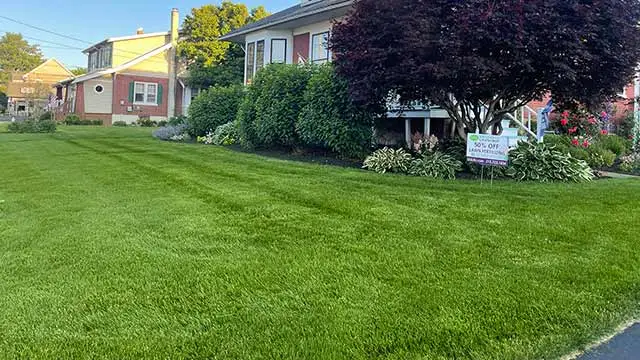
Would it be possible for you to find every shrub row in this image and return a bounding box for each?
[186,64,374,158]
[8,119,56,133]
[63,115,103,126]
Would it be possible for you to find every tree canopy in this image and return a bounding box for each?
[0,32,44,94]
[70,67,87,76]
[331,0,640,136]
[180,2,269,88]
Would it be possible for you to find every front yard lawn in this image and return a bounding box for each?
[1,127,639,359]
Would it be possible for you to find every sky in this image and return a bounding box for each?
[0,0,296,70]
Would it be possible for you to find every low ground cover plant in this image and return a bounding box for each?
[152,123,190,142]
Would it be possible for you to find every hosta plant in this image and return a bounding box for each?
[363,147,412,174]
[507,141,593,182]
[409,151,462,179]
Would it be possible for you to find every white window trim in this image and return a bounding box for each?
[271,39,287,64]
[133,81,159,106]
[311,31,330,64]
[94,84,104,94]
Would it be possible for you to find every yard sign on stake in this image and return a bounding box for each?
[466,133,510,185]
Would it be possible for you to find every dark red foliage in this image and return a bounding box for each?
[331,0,640,130]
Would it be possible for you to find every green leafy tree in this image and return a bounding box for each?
[180,2,270,88]
[70,67,87,76]
[0,32,44,94]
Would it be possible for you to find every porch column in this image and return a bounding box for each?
[405,118,411,147]
[424,117,431,136]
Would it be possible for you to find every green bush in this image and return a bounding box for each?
[297,64,373,158]
[188,85,243,137]
[211,122,238,146]
[38,111,53,121]
[7,119,56,133]
[63,114,80,125]
[253,64,312,148]
[168,115,187,126]
[507,141,593,182]
[439,136,467,163]
[619,153,640,173]
[408,151,462,179]
[236,85,259,148]
[596,134,632,156]
[586,144,616,168]
[137,117,155,127]
[63,115,102,126]
[157,120,168,127]
[113,121,127,127]
[363,147,412,174]
[616,113,636,139]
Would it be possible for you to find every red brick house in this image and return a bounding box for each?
[55,9,194,125]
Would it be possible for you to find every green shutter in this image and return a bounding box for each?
[128,82,134,102]
[157,84,163,104]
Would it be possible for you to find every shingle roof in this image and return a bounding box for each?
[220,0,353,41]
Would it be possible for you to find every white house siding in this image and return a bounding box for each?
[245,30,296,84]
[83,78,113,114]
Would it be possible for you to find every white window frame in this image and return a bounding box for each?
[311,31,330,64]
[133,81,158,106]
[271,39,287,64]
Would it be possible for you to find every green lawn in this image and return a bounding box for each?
[1,126,639,359]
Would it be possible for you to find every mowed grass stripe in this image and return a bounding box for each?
[0,127,639,359]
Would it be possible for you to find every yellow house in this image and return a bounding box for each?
[56,9,190,125]
[6,58,74,116]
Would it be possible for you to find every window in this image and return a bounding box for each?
[271,39,287,64]
[99,46,112,69]
[134,82,158,105]
[88,52,98,72]
[311,32,330,64]
[256,40,265,72]
[246,42,256,85]
[94,84,104,94]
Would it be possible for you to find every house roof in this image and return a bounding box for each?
[82,31,169,53]
[26,58,74,77]
[220,0,353,43]
[71,42,173,84]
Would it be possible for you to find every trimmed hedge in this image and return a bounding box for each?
[236,85,259,149]
[298,64,373,158]
[253,64,312,148]
[188,85,243,137]
[236,64,374,158]
[63,115,103,126]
